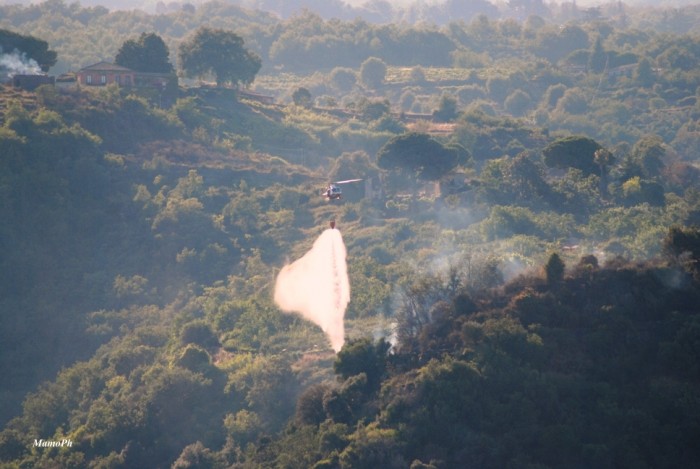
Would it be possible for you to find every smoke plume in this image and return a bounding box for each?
[0,48,42,77]
[274,228,350,352]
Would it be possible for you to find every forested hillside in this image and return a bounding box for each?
[1,0,700,468]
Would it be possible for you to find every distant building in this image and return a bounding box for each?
[133,71,170,89]
[55,73,78,91]
[77,61,135,87]
[12,74,54,91]
[76,61,171,89]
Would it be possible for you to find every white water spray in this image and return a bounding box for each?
[274,226,350,352]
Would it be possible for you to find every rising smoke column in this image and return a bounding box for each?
[274,227,350,352]
[0,48,42,77]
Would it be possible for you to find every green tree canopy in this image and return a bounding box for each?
[360,56,387,89]
[432,93,459,122]
[115,32,174,74]
[631,134,666,179]
[663,225,700,279]
[634,57,655,87]
[357,97,390,121]
[504,89,532,117]
[330,67,357,92]
[377,132,464,182]
[291,86,312,107]
[178,27,261,87]
[545,252,565,285]
[334,338,390,391]
[542,135,602,175]
[535,24,590,63]
[594,147,615,197]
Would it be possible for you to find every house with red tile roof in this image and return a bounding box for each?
[77,61,135,87]
[77,61,171,89]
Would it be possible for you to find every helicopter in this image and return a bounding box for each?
[322,179,362,200]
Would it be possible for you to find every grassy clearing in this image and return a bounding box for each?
[385,66,476,83]
[253,66,484,95]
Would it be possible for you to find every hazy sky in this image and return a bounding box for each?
[344,0,700,6]
[3,0,699,10]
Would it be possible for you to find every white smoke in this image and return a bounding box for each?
[274,228,350,352]
[0,48,42,78]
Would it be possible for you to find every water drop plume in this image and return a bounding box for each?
[274,228,350,352]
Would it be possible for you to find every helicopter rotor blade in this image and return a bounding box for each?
[333,178,363,185]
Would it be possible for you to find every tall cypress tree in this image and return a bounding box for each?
[588,36,607,73]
